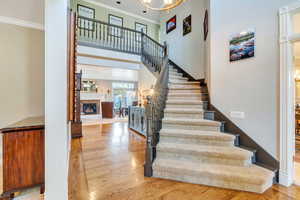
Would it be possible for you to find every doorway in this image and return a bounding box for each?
[112,82,138,119]
[279,2,300,187]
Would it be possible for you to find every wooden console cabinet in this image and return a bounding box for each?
[0,117,45,199]
[101,102,114,118]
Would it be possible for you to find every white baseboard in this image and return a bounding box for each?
[279,170,294,187]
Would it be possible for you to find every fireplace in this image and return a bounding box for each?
[82,103,97,115]
[81,100,100,115]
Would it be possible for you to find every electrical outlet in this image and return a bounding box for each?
[230,111,245,119]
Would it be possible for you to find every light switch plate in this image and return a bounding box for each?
[230,111,245,119]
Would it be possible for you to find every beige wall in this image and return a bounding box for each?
[72,0,160,41]
[209,0,296,158]
[0,23,44,128]
[160,0,208,80]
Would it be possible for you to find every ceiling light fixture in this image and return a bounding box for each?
[139,0,185,11]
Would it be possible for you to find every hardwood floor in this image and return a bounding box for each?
[69,122,300,200]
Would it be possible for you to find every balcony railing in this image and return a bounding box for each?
[78,16,142,55]
[77,16,167,75]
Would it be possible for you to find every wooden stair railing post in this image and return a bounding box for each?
[144,96,154,177]
[68,10,82,138]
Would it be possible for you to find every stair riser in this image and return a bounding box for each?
[164,113,204,119]
[169,79,189,83]
[152,170,272,194]
[156,152,252,166]
[162,123,220,131]
[169,82,200,86]
[168,93,207,97]
[169,74,183,78]
[169,72,183,76]
[169,76,187,80]
[165,104,204,109]
[169,86,201,90]
[168,96,204,101]
[160,136,234,147]
[169,89,207,93]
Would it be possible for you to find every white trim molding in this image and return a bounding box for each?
[83,0,160,25]
[279,1,300,187]
[0,16,44,30]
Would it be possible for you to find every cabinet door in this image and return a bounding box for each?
[3,130,45,192]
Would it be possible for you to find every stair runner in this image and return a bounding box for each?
[152,66,274,193]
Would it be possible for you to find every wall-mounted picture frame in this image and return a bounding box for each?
[135,22,147,42]
[166,15,176,34]
[203,10,208,41]
[108,14,124,38]
[77,4,95,31]
[183,15,192,36]
[230,29,255,62]
[135,22,147,34]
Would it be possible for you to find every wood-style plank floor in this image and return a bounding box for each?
[69,122,300,200]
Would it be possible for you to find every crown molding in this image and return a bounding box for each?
[0,16,44,31]
[83,0,160,25]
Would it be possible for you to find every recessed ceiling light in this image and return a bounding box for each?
[116,1,121,4]
[143,10,147,14]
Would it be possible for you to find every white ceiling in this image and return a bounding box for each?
[0,0,44,24]
[92,0,164,22]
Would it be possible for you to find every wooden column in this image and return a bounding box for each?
[68,10,82,138]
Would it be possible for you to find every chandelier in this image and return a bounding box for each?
[139,0,185,11]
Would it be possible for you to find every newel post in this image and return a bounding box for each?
[163,41,168,57]
[141,32,145,56]
[144,96,154,177]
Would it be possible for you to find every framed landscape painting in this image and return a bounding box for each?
[183,15,192,36]
[230,29,255,62]
[166,15,176,34]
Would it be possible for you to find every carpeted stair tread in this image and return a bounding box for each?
[169,85,201,89]
[160,129,235,141]
[169,76,188,80]
[169,81,200,85]
[166,100,205,105]
[153,158,274,187]
[164,108,204,114]
[157,143,253,160]
[168,92,207,96]
[162,118,221,127]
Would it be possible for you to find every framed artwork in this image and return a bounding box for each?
[166,15,176,34]
[135,22,147,42]
[203,10,208,41]
[183,15,192,36]
[108,14,123,37]
[135,22,147,34]
[77,4,95,31]
[230,29,255,62]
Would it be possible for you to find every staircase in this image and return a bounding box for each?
[151,66,275,193]
[76,16,276,194]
